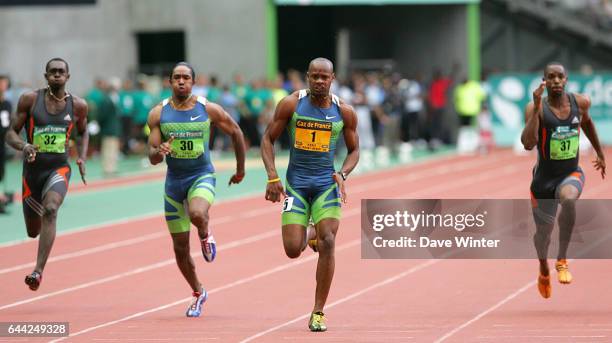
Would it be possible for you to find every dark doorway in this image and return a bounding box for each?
[136,31,185,75]
[277,6,335,73]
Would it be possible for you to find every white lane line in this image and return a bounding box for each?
[239,259,439,343]
[49,241,361,343]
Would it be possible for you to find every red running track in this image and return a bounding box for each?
[0,148,610,342]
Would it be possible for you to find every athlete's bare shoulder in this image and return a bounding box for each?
[71,94,88,116]
[573,93,591,110]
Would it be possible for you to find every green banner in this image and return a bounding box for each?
[487,73,612,146]
[275,0,479,5]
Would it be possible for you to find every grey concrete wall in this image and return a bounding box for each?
[333,5,468,79]
[0,0,268,95]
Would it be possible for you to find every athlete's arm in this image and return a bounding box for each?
[577,94,605,179]
[334,102,360,203]
[207,102,246,185]
[521,81,545,150]
[147,104,173,165]
[6,91,38,162]
[261,93,297,202]
[73,96,89,184]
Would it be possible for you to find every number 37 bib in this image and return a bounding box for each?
[550,126,579,160]
[294,119,332,152]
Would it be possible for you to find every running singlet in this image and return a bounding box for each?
[159,96,214,176]
[24,89,74,170]
[533,93,581,180]
[286,90,344,185]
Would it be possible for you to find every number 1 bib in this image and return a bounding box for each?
[294,119,332,152]
[33,126,67,153]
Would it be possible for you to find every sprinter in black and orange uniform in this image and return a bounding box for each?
[6,58,89,291]
[521,62,606,299]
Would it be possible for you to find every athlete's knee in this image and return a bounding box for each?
[43,203,59,219]
[284,243,302,259]
[173,243,190,259]
[189,209,209,227]
[317,232,336,253]
[559,196,577,209]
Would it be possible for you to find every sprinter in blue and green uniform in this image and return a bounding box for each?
[522,62,606,299]
[147,62,246,317]
[261,58,360,332]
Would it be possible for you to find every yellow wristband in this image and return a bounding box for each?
[267,177,281,183]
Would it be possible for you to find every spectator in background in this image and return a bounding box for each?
[269,74,290,149]
[399,75,424,144]
[0,75,12,213]
[426,69,453,149]
[158,77,172,101]
[214,85,240,151]
[192,74,209,98]
[132,79,154,151]
[99,78,121,175]
[207,75,221,103]
[243,78,272,148]
[454,77,486,128]
[454,77,486,154]
[119,79,135,155]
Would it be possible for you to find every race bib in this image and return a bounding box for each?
[282,197,294,212]
[294,119,332,152]
[169,131,204,159]
[33,126,67,153]
[550,126,579,160]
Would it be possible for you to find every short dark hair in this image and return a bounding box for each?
[544,61,566,76]
[45,57,69,73]
[170,62,195,80]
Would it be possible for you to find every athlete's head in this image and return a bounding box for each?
[44,58,70,89]
[170,62,195,98]
[307,57,335,97]
[543,62,567,97]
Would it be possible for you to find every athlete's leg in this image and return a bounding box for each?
[34,166,70,275]
[312,218,339,313]
[556,170,584,261]
[170,231,202,293]
[35,191,64,274]
[282,224,307,258]
[531,190,557,298]
[22,176,42,238]
[282,183,311,258]
[187,173,216,262]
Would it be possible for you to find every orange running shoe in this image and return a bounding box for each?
[538,274,551,299]
[555,259,572,284]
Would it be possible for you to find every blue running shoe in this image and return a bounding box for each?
[186,288,208,317]
[201,233,216,262]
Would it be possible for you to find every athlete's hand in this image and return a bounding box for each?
[533,81,546,118]
[229,170,245,186]
[265,179,286,203]
[77,158,87,185]
[157,136,174,156]
[332,172,347,204]
[23,144,38,163]
[593,155,606,179]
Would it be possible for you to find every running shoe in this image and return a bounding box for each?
[25,271,42,291]
[308,311,327,332]
[201,233,216,262]
[555,259,572,284]
[538,274,551,299]
[186,288,208,317]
